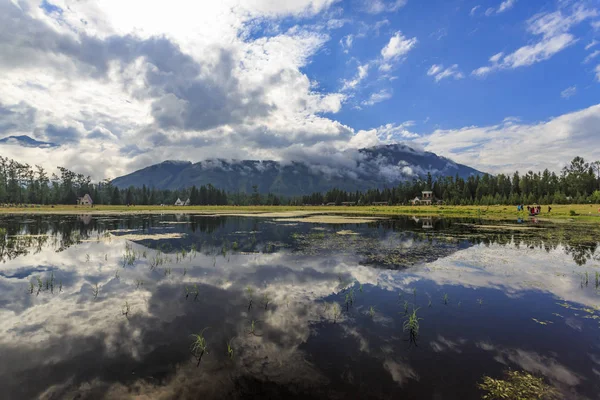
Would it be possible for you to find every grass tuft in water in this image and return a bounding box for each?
[226,339,234,360]
[92,283,99,299]
[479,370,558,400]
[443,293,449,305]
[368,306,376,318]
[122,301,130,317]
[190,328,209,366]
[332,302,341,323]
[403,308,422,344]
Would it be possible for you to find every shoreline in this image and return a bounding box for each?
[0,204,599,222]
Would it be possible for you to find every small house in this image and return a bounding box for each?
[174,198,184,206]
[184,198,191,206]
[410,191,443,206]
[77,194,93,206]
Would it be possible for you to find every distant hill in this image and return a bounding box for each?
[111,144,483,196]
[0,135,58,148]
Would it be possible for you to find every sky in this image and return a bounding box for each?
[0,0,600,180]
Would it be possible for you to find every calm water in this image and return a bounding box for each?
[0,214,599,399]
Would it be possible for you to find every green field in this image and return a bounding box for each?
[1,204,600,221]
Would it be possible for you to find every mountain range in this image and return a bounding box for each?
[112,144,483,196]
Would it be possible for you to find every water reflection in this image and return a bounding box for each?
[0,215,598,399]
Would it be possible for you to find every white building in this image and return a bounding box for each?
[174,198,184,206]
[77,194,93,206]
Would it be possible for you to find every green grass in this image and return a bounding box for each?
[403,308,422,342]
[226,339,234,360]
[3,204,600,222]
[190,328,209,366]
[368,306,376,318]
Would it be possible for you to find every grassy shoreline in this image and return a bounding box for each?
[1,204,599,221]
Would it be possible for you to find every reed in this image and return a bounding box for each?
[190,328,209,366]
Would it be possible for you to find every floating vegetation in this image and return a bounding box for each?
[190,328,209,367]
[478,370,558,400]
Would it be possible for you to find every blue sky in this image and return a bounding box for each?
[0,0,599,179]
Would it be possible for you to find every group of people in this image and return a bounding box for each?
[517,204,550,215]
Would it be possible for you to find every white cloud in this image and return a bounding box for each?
[427,64,464,82]
[380,31,417,61]
[361,89,392,106]
[585,49,600,63]
[349,121,418,148]
[485,7,495,16]
[560,86,577,99]
[593,20,600,30]
[470,5,481,16]
[362,0,407,14]
[497,0,517,14]
[340,34,354,53]
[342,63,370,90]
[473,4,597,76]
[586,39,599,50]
[418,103,600,173]
[596,64,600,81]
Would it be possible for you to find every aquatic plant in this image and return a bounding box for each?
[226,339,234,360]
[36,276,43,296]
[403,308,422,343]
[92,283,99,299]
[332,303,341,323]
[232,241,238,251]
[122,301,130,317]
[443,293,449,305]
[477,298,484,306]
[247,319,261,336]
[86,254,90,262]
[596,271,599,289]
[368,306,376,318]
[428,299,432,308]
[190,328,209,366]
[29,281,34,294]
[359,283,363,292]
[115,270,120,279]
[403,300,409,315]
[262,293,270,310]
[183,267,188,276]
[478,370,558,400]
[136,280,144,288]
[59,281,62,293]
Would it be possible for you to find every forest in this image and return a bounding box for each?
[0,155,599,206]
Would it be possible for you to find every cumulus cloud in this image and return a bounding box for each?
[419,103,600,173]
[381,31,418,62]
[427,64,464,82]
[473,3,597,76]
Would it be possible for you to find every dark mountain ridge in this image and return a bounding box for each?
[112,144,483,196]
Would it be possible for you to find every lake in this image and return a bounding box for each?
[0,214,599,399]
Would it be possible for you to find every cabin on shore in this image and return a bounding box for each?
[410,191,443,206]
[77,194,93,206]
[174,198,191,206]
[372,201,389,206]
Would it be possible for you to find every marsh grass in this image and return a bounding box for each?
[403,300,409,315]
[596,271,599,289]
[262,293,270,310]
[368,306,376,318]
[247,319,261,336]
[332,302,341,323]
[36,276,43,296]
[246,286,254,310]
[190,328,209,366]
[226,339,234,360]
[479,370,558,400]
[29,281,34,294]
[403,308,422,344]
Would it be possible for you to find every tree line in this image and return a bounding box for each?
[0,155,599,206]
